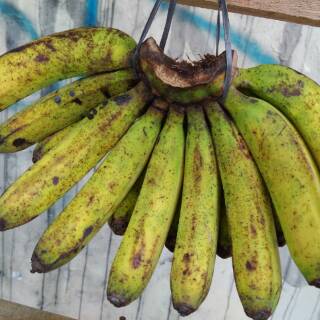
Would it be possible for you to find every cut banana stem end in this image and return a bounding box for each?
[107,105,185,307]
[206,101,282,320]
[224,86,320,289]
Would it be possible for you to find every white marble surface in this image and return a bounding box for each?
[0,0,319,319]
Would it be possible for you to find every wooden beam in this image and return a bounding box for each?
[0,299,75,320]
[177,0,320,27]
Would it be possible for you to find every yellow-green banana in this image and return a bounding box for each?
[0,69,136,152]
[205,101,281,320]
[31,99,166,272]
[235,65,320,168]
[171,106,219,316]
[107,106,185,307]
[108,172,145,236]
[0,27,136,110]
[32,123,78,163]
[0,83,151,231]
[224,86,320,289]
[217,198,232,259]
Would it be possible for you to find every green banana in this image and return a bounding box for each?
[32,123,78,163]
[234,65,320,168]
[205,101,281,320]
[107,106,185,307]
[171,106,219,316]
[0,82,152,230]
[0,27,136,110]
[224,86,320,288]
[217,198,232,259]
[108,172,145,236]
[31,99,166,272]
[0,69,136,152]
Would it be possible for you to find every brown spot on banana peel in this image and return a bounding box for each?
[139,37,238,104]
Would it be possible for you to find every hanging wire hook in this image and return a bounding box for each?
[132,0,177,76]
[216,0,233,101]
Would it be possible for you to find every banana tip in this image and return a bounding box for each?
[0,219,7,231]
[107,292,129,307]
[310,279,320,288]
[109,219,127,236]
[30,252,46,273]
[174,303,196,316]
[245,309,271,320]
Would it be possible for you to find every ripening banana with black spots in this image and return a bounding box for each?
[0,69,136,152]
[32,123,79,163]
[205,101,281,320]
[0,82,152,231]
[107,106,185,307]
[31,99,167,272]
[108,172,145,236]
[234,64,320,169]
[0,27,136,110]
[171,106,220,316]
[224,86,320,288]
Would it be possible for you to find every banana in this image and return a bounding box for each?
[107,106,185,307]
[217,198,232,259]
[108,172,145,236]
[205,101,281,320]
[31,99,166,272]
[234,65,320,168]
[223,86,320,289]
[0,69,136,152]
[32,123,78,163]
[0,27,136,110]
[0,82,152,230]
[171,106,219,316]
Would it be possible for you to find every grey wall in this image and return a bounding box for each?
[0,0,319,319]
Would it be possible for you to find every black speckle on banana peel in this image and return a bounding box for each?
[0,69,136,152]
[139,37,238,104]
[0,27,136,110]
[0,82,152,231]
[31,98,166,272]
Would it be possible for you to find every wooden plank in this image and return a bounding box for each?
[176,0,320,27]
[0,299,74,320]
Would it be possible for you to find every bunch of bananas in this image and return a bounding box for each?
[0,27,319,320]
